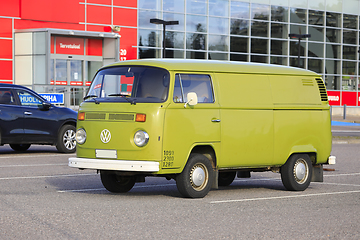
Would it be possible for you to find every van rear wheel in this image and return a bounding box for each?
[176,153,214,198]
[218,172,236,186]
[281,154,312,191]
[100,170,136,193]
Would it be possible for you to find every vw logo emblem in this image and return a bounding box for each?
[100,129,111,143]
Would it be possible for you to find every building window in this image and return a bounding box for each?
[251,38,268,54]
[326,12,341,27]
[230,36,248,53]
[290,8,306,24]
[271,6,288,22]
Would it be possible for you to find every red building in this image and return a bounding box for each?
[0,0,137,106]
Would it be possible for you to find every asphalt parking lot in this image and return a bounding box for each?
[0,142,359,239]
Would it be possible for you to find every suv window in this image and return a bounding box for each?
[0,89,15,105]
[16,90,43,107]
[173,74,214,103]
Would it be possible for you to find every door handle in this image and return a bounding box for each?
[24,111,32,115]
[211,119,221,122]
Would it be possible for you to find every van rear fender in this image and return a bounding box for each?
[288,152,317,164]
[287,145,317,165]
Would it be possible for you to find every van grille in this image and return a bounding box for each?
[84,112,135,121]
[316,78,328,102]
[86,113,106,120]
[108,113,134,121]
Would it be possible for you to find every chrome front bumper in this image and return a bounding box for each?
[68,157,160,172]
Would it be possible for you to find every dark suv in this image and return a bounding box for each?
[0,83,77,153]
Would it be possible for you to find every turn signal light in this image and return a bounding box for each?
[136,113,146,122]
[78,112,85,121]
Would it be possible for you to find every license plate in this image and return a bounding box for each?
[95,149,117,159]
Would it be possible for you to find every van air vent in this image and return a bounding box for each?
[86,113,106,120]
[316,78,328,102]
[108,113,134,121]
[302,79,314,86]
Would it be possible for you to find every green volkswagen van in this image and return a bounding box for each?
[69,59,335,198]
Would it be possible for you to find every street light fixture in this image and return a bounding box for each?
[289,33,311,67]
[150,18,179,58]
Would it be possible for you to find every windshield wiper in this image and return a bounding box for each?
[108,93,129,97]
[83,95,100,104]
[108,93,136,105]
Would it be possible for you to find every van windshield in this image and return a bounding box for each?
[86,66,170,103]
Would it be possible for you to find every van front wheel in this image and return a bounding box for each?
[281,154,312,191]
[176,154,214,198]
[100,171,136,193]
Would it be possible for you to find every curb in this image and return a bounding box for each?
[332,139,360,144]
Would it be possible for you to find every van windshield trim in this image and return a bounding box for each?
[85,66,170,104]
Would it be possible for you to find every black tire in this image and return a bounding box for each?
[176,153,214,198]
[100,171,136,193]
[218,171,236,186]
[56,125,76,153]
[10,144,31,152]
[281,154,313,191]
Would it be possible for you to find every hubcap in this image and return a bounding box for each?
[293,159,308,184]
[63,129,76,150]
[192,167,205,187]
[190,163,208,191]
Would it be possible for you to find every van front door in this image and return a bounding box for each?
[162,73,220,170]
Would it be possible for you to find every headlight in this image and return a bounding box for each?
[134,130,149,147]
[76,128,86,144]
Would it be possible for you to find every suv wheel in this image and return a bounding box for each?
[10,144,31,152]
[56,125,76,153]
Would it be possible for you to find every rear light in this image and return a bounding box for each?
[136,113,146,122]
[78,112,85,121]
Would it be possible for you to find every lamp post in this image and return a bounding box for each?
[289,33,311,67]
[150,18,179,58]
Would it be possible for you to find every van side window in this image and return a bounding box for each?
[173,74,214,103]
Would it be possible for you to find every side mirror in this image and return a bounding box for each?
[184,92,198,108]
[125,72,134,77]
[42,101,52,110]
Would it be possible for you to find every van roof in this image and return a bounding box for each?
[105,59,319,77]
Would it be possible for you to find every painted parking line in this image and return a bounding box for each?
[210,190,360,204]
[0,163,67,168]
[0,173,96,180]
[57,183,177,193]
[0,153,75,159]
[324,172,360,177]
[332,130,360,133]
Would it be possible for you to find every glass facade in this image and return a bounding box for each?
[137,0,360,96]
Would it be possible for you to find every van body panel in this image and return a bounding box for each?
[219,109,274,167]
[215,73,274,167]
[215,73,273,109]
[76,102,166,164]
[162,71,221,170]
[270,76,323,105]
[273,110,332,165]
